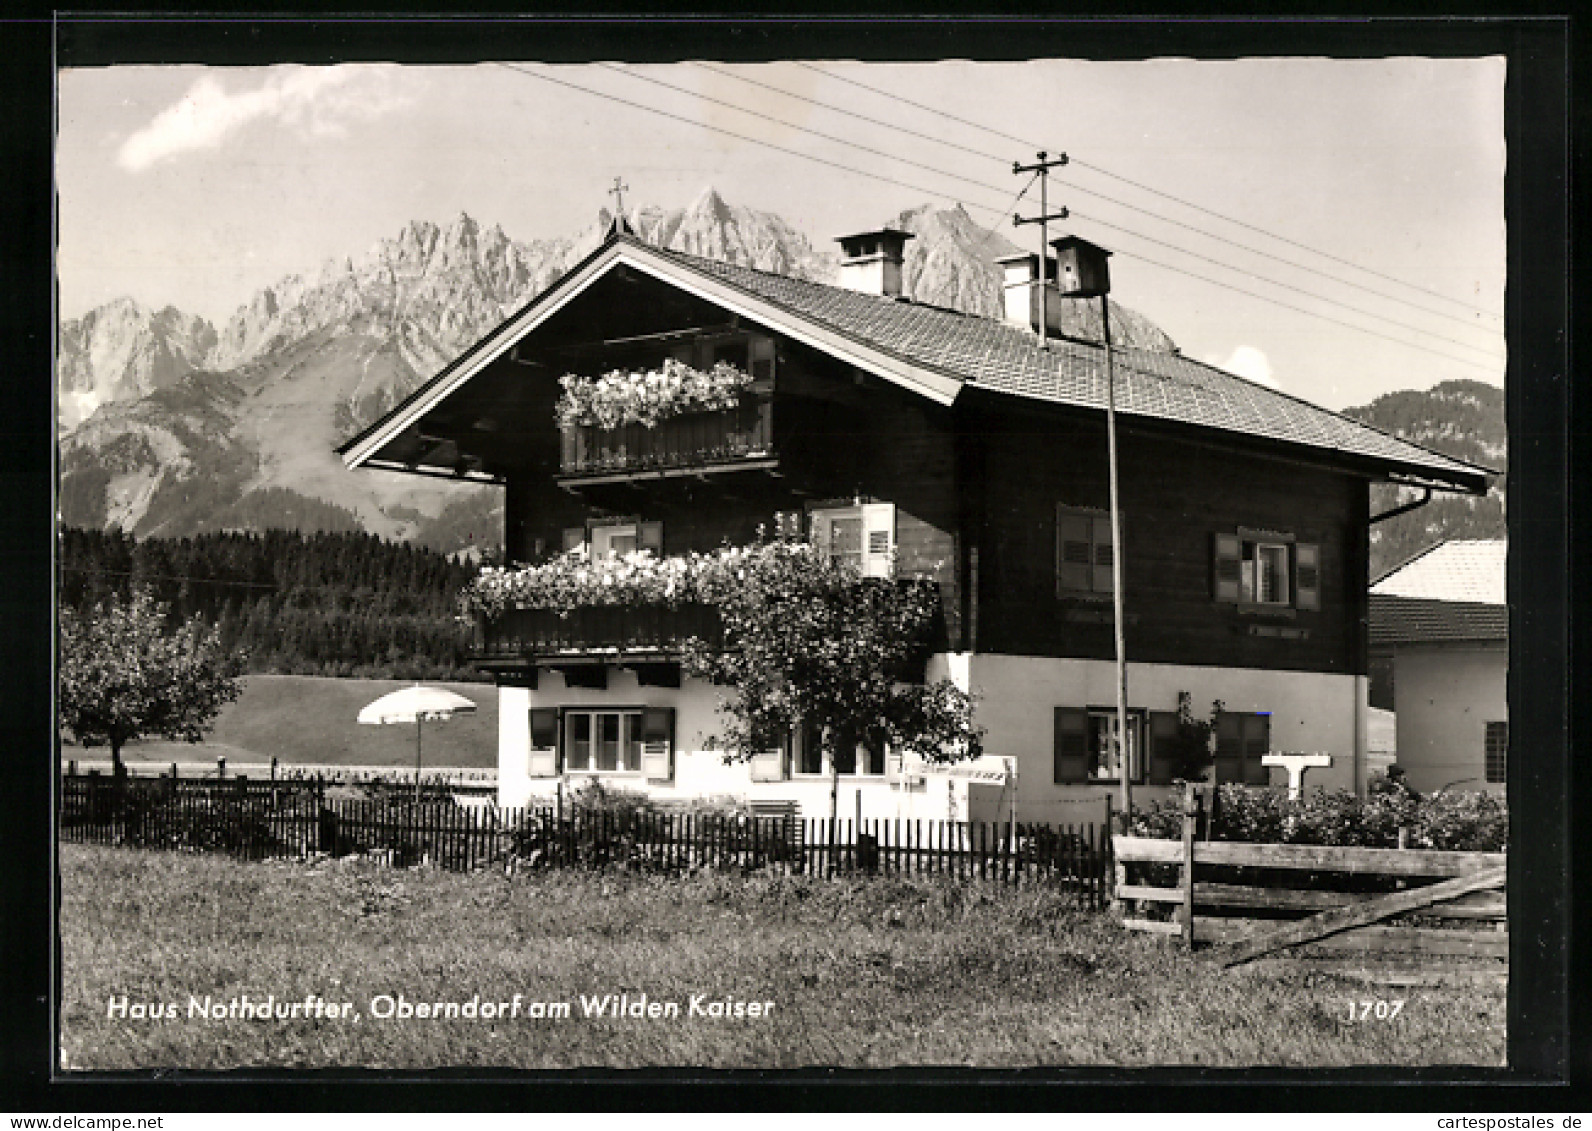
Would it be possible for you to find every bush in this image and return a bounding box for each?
[1126,774,1506,852]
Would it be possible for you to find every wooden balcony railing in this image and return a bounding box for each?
[473,603,724,663]
[558,395,774,478]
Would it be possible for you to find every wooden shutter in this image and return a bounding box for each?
[638,521,664,556]
[1056,509,1093,594]
[1147,710,1180,786]
[1091,513,1115,594]
[809,512,832,558]
[1054,707,1090,784]
[1294,543,1321,611]
[640,707,675,783]
[1242,714,1272,786]
[528,707,559,778]
[861,503,896,578]
[1213,533,1243,602]
[749,335,776,386]
[1213,711,1243,784]
[748,731,788,782]
[562,527,585,553]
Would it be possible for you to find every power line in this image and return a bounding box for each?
[598,62,1500,362]
[791,60,1504,322]
[492,62,1499,376]
[699,60,1498,338]
[1105,246,1500,374]
[1068,209,1502,362]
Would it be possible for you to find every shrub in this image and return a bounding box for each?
[1125,774,1505,852]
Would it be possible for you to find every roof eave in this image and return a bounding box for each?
[340,234,962,473]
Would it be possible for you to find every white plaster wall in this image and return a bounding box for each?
[1391,644,1507,796]
[964,653,1366,821]
[494,668,965,821]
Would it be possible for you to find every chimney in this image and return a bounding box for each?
[835,228,914,298]
[998,236,1113,336]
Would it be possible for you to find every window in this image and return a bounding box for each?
[563,709,643,773]
[564,520,664,558]
[810,503,895,578]
[791,724,885,777]
[1244,541,1290,605]
[1056,505,1115,597]
[592,524,638,558]
[1054,706,1144,784]
[1214,711,1271,786]
[1214,531,1320,611]
[1485,721,1507,784]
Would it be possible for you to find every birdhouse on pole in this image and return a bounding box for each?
[1050,235,1112,298]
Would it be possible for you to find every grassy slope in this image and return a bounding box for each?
[63,674,499,770]
[58,845,1505,1071]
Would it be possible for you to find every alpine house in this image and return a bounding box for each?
[339,223,1492,822]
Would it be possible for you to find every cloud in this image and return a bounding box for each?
[118,67,409,172]
[1204,345,1280,389]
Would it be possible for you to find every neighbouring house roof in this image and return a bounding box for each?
[341,233,1494,494]
[1369,539,1507,645]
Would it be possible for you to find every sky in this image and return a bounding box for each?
[55,57,1506,411]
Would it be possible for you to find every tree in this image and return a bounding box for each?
[1160,691,1224,783]
[683,536,981,823]
[59,589,246,772]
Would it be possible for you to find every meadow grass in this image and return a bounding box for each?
[59,844,1505,1071]
[60,674,500,770]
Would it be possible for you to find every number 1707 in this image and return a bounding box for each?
[1345,999,1404,1021]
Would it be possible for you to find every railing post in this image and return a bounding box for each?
[1180,781,1199,949]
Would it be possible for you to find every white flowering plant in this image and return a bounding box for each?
[555,358,755,431]
[458,538,825,621]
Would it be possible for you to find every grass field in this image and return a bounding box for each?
[60,674,500,770]
[59,844,1506,1071]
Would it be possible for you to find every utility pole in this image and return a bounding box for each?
[1012,152,1069,349]
[1101,292,1131,826]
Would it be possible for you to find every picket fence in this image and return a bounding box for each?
[58,772,1110,905]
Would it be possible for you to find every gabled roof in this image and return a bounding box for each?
[1369,539,1507,645]
[1371,539,1506,604]
[341,233,1494,494]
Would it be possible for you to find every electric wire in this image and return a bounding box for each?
[697,60,1499,337]
[493,61,1500,375]
[790,59,1503,321]
[584,62,1500,364]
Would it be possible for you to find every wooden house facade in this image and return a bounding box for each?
[340,227,1490,822]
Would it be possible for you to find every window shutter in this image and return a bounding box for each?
[1294,543,1321,611]
[1147,710,1180,786]
[1056,509,1093,594]
[1213,533,1242,602]
[861,503,896,578]
[1242,714,1272,786]
[562,527,585,553]
[1091,514,1116,594]
[1054,707,1090,784]
[528,707,559,778]
[749,733,788,782]
[640,707,675,783]
[1213,712,1243,784]
[809,513,832,558]
[638,520,664,556]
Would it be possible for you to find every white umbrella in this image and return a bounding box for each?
[358,685,478,801]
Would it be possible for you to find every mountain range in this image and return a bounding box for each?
[57,188,1178,553]
[60,187,1500,569]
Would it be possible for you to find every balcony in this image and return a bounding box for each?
[473,603,724,665]
[558,395,774,484]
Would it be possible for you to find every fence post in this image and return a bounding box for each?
[1180,781,1198,949]
[1104,794,1119,909]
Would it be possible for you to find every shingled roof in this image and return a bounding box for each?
[656,245,1491,490]
[342,234,1494,493]
[1369,539,1507,644]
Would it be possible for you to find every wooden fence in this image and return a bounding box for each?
[58,772,1109,904]
[1113,782,1507,979]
